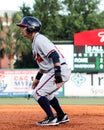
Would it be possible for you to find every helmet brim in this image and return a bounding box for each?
[16,23,27,27]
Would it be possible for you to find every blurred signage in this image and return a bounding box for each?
[0,70,64,97]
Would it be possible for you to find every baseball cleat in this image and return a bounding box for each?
[57,113,70,124]
[36,116,59,126]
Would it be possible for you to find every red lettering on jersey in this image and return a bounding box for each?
[36,53,43,63]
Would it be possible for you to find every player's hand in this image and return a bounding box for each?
[32,79,39,89]
[56,82,64,88]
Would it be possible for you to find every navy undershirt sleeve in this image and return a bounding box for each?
[48,51,60,63]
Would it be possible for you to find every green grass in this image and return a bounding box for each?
[0,97,104,105]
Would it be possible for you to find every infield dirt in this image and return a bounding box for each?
[0,105,104,130]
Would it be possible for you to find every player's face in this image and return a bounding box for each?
[20,27,34,40]
[21,27,29,37]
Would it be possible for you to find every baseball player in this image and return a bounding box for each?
[16,16,71,126]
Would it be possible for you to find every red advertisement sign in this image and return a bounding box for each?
[74,29,104,46]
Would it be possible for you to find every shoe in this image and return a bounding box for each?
[57,114,70,124]
[36,116,59,126]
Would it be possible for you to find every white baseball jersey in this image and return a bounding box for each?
[32,32,71,101]
[32,32,66,72]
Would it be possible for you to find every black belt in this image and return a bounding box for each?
[61,62,66,65]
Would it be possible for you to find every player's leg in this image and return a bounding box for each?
[49,96,70,124]
[48,64,71,124]
[32,95,58,126]
[36,96,58,126]
[32,73,59,126]
[38,96,54,118]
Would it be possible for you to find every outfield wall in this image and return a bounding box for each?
[65,72,104,97]
[0,69,64,97]
[0,70,104,97]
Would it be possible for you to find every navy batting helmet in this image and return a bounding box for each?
[16,16,41,33]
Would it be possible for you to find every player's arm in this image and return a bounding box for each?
[48,51,63,85]
[35,69,44,80]
[32,69,44,89]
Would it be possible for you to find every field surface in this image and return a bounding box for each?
[0,98,104,130]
